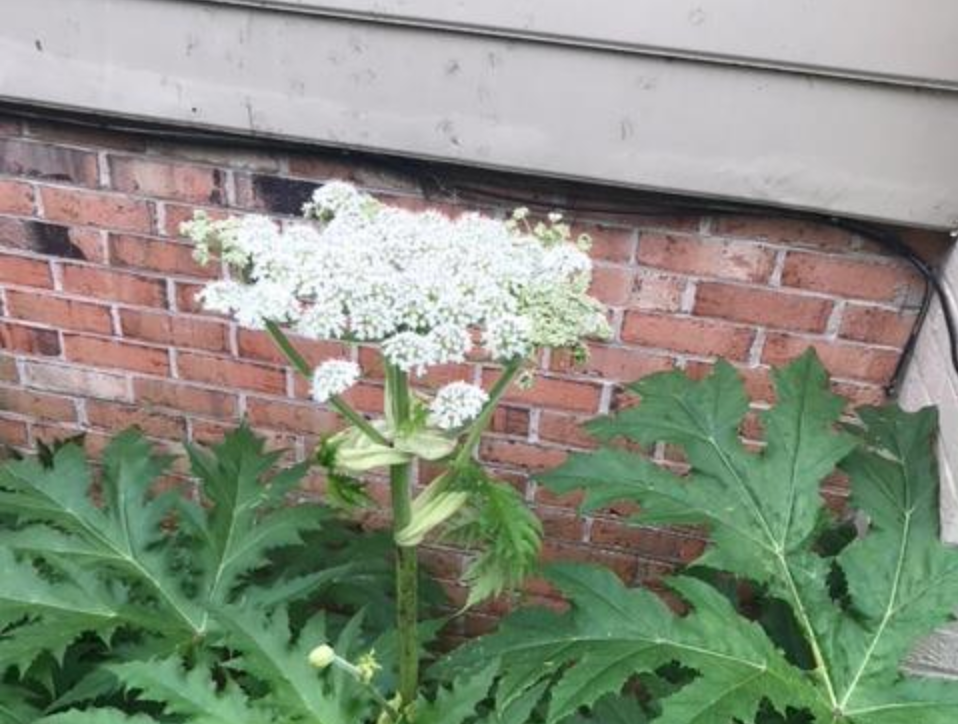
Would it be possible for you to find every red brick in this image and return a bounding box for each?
[174,282,207,313]
[61,265,167,307]
[621,312,755,360]
[41,187,152,233]
[540,541,639,582]
[693,282,833,333]
[237,329,347,366]
[64,335,170,375]
[482,370,602,413]
[637,233,775,283]
[762,334,899,385]
[479,438,568,472]
[839,305,917,348]
[5,290,113,334]
[109,157,225,204]
[832,381,886,408]
[0,322,60,356]
[539,508,585,542]
[0,139,99,187]
[781,252,916,302]
[133,377,237,419]
[685,361,775,403]
[109,234,217,279]
[84,399,185,439]
[538,411,599,449]
[712,216,856,252]
[119,309,228,353]
[0,180,35,215]
[0,220,106,263]
[551,344,673,382]
[0,254,52,288]
[489,405,530,437]
[589,264,633,306]
[589,521,706,563]
[0,387,76,421]
[0,417,28,447]
[23,360,128,401]
[336,382,385,414]
[0,355,18,382]
[246,397,341,435]
[631,272,687,312]
[177,352,286,395]
[569,223,634,263]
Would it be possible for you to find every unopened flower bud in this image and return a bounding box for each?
[308,644,336,670]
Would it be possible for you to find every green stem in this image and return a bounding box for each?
[453,357,524,468]
[385,364,419,708]
[263,320,389,446]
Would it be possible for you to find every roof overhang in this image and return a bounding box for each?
[2,0,957,228]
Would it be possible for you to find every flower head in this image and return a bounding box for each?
[188,183,607,372]
[311,360,360,403]
[428,381,489,430]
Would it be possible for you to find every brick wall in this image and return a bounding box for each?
[0,114,948,635]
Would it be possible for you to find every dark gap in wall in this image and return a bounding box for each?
[251,175,318,216]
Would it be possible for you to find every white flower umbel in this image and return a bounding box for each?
[311,360,361,403]
[182,183,610,370]
[428,382,489,430]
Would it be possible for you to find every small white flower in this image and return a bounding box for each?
[547,211,563,223]
[428,382,489,430]
[311,360,361,403]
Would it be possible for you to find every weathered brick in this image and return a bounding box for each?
[119,309,228,353]
[577,223,635,263]
[0,139,98,186]
[109,156,225,204]
[246,397,341,435]
[551,344,672,382]
[0,322,60,356]
[109,234,217,278]
[621,312,755,360]
[839,305,917,348]
[589,264,633,306]
[693,282,833,333]
[483,370,602,413]
[173,281,207,313]
[23,360,128,401]
[0,218,104,261]
[631,272,687,312]
[762,334,899,385]
[540,540,640,582]
[0,387,76,421]
[85,399,186,439]
[162,204,231,238]
[0,254,53,288]
[237,329,346,366]
[489,405,531,437]
[0,417,29,447]
[637,233,775,282]
[41,187,152,233]
[0,355,18,382]
[781,252,916,302]
[538,411,599,449]
[0,180,35,215]
[589,521,706,563]
[5,290,112,335]
[61,265,167,307]
[479,438,568,471]
[133,377,237,419]
[177,352,286,395]
[63,335,170,376]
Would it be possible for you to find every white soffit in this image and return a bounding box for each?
[1,0,957,229]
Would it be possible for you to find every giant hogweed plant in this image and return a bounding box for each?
[0,426,431,723]
[180,182,610,714]
[447,351,958,723]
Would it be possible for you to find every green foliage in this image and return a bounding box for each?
[0,426,423,722]
[447,351,958,723]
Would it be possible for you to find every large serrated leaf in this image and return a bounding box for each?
[470,351,958,722]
